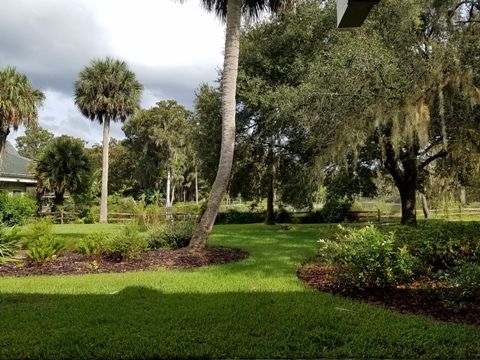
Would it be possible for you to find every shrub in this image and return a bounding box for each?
[20,217,56,248]
[77,232,109,257]
[321,197,352,223]
[276,208,292,223]
[299,210,324,224]
[441,262,480,301]
[0,225,22,263]
[390,222,480,274]
[318,225,418,288]
[0,191,37,226]
[27,234,65,262]
[147,220,195,249]
[215,209,265,224]
[105,223,148,260]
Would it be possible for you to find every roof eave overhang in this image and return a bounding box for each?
[337,0,380,28]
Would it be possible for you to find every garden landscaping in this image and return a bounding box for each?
[1,222,480,359]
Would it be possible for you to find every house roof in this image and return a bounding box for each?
[0,141,35,180]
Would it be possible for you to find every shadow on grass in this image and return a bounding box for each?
[1,286,479,360]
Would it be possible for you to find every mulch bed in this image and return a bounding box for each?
[298,264,480,327]
[0,247,248,277]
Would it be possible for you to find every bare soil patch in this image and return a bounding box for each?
[299,264,480,327]
[0,247,248,277]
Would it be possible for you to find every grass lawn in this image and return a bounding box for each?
[1,223,479,359]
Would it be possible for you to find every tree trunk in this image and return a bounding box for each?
[195,166,199,205]
[99,117,110,223]
[53,191,64,212]
[460,186,466,206]
[0,127,10,175]
[399,158,417,225]
[189,0,241,250]
[420,192,430,219]
[265,137,275,225]
[166,166,171,207]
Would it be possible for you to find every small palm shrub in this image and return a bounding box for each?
[77,232,109,257]
[147,220,195,249]
[318,225,418,288]
[105,222,148,260]
[0,191,37,226]
[0,224,22,263]
[27,234,65,262]
[20,217,56,248]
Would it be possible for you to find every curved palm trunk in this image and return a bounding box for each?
[99,117,110,223]
[0,126,10,174]
[189,0,242,249]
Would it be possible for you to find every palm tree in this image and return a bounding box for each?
[74,57,143,223]
[35,135,92,210]
[180,0,298,249]
[0,66,45,172]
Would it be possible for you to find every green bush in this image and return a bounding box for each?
[299,210,325,224]
[441,262,480,301]
[20,217,56,248]
[77,232,109,257]
[321,197,352,223]
[0,191,37,226]
[276,208,292,223]
[318,225,418,288]
[0,225,22,263]
[147,220,195,249]
[390,222,480,273]
[215,209,265,224]
[105,223,148,260]
[27,234,65,262]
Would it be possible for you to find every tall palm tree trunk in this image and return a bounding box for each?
[99,117,110,223]
[189,0,242,249]
[0,126,10,174]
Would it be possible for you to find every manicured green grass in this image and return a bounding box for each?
[1,223,479,359]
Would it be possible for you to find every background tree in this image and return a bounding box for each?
[0,66,44,171]
[287,0,480,224]
[35,135,92,210]
[123,100,193,206]
[180,0,300,249]
[74,57,143,223]
[15,125,54,160]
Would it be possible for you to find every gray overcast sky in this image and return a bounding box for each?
[0,0,225,147]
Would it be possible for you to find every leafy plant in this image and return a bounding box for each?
[105,222,148,260]
[441,262,480,301]
[27,234,65,262]
[20,217,56,248]
[0,190,37,226]
[318,225,418,288]
[147,220,196,249]
[0,224,22,263]
[77,232,109,257]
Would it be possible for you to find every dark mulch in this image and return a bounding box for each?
[0,247,248,277]
[298,264,480,327]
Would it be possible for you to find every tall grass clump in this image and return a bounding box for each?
[76,232,109,258]
[147,220,195,249]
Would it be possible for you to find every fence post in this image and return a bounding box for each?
[60,209,64,225]
[377,209,381,223]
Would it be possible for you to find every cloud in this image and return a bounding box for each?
[1,0,225,147]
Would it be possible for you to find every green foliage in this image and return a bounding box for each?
[276,207,292,223]
[215,209,265,225]
[15,125,54,159]
[27,234,65,262]
[105,222,147,260]
[321,197,352,223]
[147,221,196,249]
[441,263,480,301]
[391,222,480,273]
[20,217,55,247]
[0,191,37,226]
[0,225,22,263]
[319,225,418,288]
[76,232,108,257]
[21,217,64,262]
